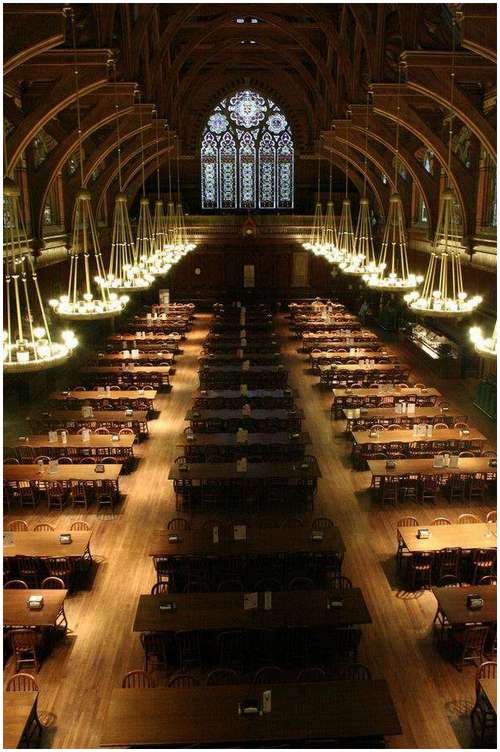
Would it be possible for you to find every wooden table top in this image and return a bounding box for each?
[480,678,497,714]
[200,353,281,362]
[311,350,395,362]
[4,463,122,482]
[50,390,156,401]
[12,434,135,450]
[4,530,92,559]
[149,524,343,558]
[47,410,148,424]
[195,388,295,400]
[302,331,376,340]
[432,585,496,625]
[109,333,180,342]
[368,457,496,478]
[200,365,286,374]
[397,523,497,554]
[133,588,371,632]
[80,365,171,375]
[4,588,68,627]
[100,681,401,747]
[3,691,39,750]
[186,408,304,422]
[177,431,311,448]
[334,387,440,399]
[169,459,321,482]
[97,352,174,362]
[320,363,408,373]
[343,406,460,421]
[353,427,486,445]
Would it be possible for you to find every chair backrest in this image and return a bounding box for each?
[8,520,28,531]
[58,456,73,464]
[397,516,419,528]
[217,579,244,592]
[34,524,54,531]
[70,521,90,531]
[206,668,239,685]
[463,624,490,651]
[168,673,200,688]
[476,661,497,695]
[454,422,469,430]
[4,457,20,464]
[288,576,315,591]
[34,455,51,464]
[486,511,497,523]
[10,628,37,651]
[312,517,334,529]
[77,427,92,435]
[437,575,460,587]
[118,428,134,435]
[167,518,191,531]
[297,667,327,682]
[335,663,372,680]
[458,451,474,458]
[122,670,156,688]
[253,666,285,684]
[478,575,497,585]
[458,513,480,525]
[94,427,110,435]
[100,456,117,464]
[432,517,451,526]
[40,576,66,589]
[151,582,170,595]
[45,557,72,576]
[5,672,39,692]
[327,575,353,590]
[433,423,448,430]
[4,580,28,589]
[280,517,304,528]
[79,457,96,464]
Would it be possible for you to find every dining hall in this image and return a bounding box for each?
[2,3,497,749]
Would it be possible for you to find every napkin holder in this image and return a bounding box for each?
[27,595,44,610]
[466,594,484,610]
[123,350,130,358]
[125,408,133,417]
[159,600,177,612]
[416,528,430,539]
[386,460,396,469]
[185,429,195,442]
[95,463,105,473]
[238,700,260,716]
[81,428,91,442]
[236,428,248,444]
[60,430,68,444]
[82,406,94,419]
[240,338,247,347]
[311,530,324,542]
[59,533,72,544]
[48,430,58,443]
[242,360,250,371]
[48,459,59,475]
[433,454,444,468]
[112,434,119,442]
[236,458,247,473]
[242,404,251,417]
[327,597,344,609]
[489,459,497,467]
[449,455,459,468]
[178,460,189,472]
[369,430,379,439]
[460,429,470,437]
[240,383,248,396]
[168,533,179,544]
[440,404,449,412]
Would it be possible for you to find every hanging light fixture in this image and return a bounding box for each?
[50,11,128,319]
[163,127,179,264]
[3,177,78,372]
[96,61,153,293]
[364,63,422,293]
[470,321,497,359]
[320,137,339,262]
[336,116,357,267]
[339,94,382,276]
[133,87,159,277]
[150,106,172,273]
[302,147,323,254]
[173,133,196,256]
[405,20,482,317]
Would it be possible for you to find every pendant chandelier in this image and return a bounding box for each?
[339,95,381,276]
[3,177,78,372]
[134,89,159,276]
[405,20,481,317]
[319,140,340,263]
[149,109,172,274]
[470,321,497,359]
[336,118,357,268]
[173,134,196,256]
[302,148,323,255]
[163,127,180,263]
[364,64,422,293]
[96,62,153,293]
[50,11,128,320]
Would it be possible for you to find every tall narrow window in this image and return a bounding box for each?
[200,89,294,209]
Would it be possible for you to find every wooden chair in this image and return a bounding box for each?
[217,630,246,669]
[280,516,304,528]
[254,577,282,592]
[478,575,496,585]
[43,557,73,588]
[451,625,490,671]
[468,473,487,504]
[396,517,419,572]
[407,552,434,590]
[175,630,202,670]
[168,673,200,688]
[432,517,451,526]
[435,548,461,581]
[94,427,110,435]
[47,482,66,512]
[447,474,468,504]
[167,518,191,531]
[33,524,54,532]
[57,456,73,465]
[253,666,285,684]
[471,662,497,743]
[326,575,353,590]
[70,481,89,512]
[122,670,156,688]
[288,576,315,591]
[5,672,42,744]
[458,513,481,525]
[8,520,28,531]
[471,549,497,584]
[40,577,67,631]
[9,629,40,672]
[433,423,449,430]
[334,663,372,680]
[206,668,239,685]
[381,476,399,505]
[486,510,496,523]
[16,556,40,587]
[140,632,168,672]
[418,475,439,505]
[70,521,90,531]
[297,667,327,682]
[312,517,334,529]
[4,580,28,589]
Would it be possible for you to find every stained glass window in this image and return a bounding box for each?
[201,89,294,210]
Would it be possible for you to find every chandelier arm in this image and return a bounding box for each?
[31,262,53,344]
[13,273,24,345]
[345,119,349,198]
[6,276,12,361]
[394,62,402,190]
[136,88,147,198]
[70,9,85,190]
[21,266,37,348]
[91,205,110,300]
[167,125,173,203]
[112,60,123,192]
[363,93,369,199]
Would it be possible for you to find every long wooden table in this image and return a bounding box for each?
[50,389,156,406]
[100,682,401,747]
[331,387,442,417]
[343,406,466,431]
[4,530,92,560]
[199,353,281,365]
[368,457,497,482]
[480,678,497,714]
[178,431,310,462]
[185,408,303,432]
[12,434,135,460]
[193,388,295,410]
[4,463,122,485]
[3,691,39,749]
[109,332,181,345]
[42,410,149,436]
[199,365,289,389]
[133,588,371,633]
[169,459,321,483]
[96,351,175,364]
[396,523,496,554]
[203,341,279,353]
[149,524,343,559]
[4,588,68,627]
[432,585,496,626]
[311,350,397,366]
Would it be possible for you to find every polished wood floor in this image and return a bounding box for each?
[3,313,496,749]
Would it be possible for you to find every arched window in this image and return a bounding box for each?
[201,89,294,210]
